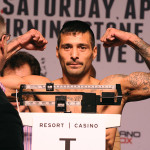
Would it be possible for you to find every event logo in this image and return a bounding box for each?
[60,138,76,150]
[119,130,141,144]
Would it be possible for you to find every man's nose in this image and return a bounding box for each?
[70,48,79,60]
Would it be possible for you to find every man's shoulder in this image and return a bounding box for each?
[52,78,62,84]
[90,77,101,85]
[100,74,126,85]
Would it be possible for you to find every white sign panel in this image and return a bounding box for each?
[32,113,106,150]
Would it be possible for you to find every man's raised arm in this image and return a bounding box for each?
[100,28,150,70]
[100,28,150,103]
[7,29,48,60]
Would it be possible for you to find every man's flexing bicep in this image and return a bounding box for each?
[121,72,150,102]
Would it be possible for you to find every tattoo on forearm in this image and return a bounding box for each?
[128,39,150,64]
[128,39,149,53]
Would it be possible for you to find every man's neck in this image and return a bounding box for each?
[61,74,92,85]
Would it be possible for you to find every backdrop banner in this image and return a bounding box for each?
[1,1,150,149]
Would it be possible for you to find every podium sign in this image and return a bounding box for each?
[32,113,106,150]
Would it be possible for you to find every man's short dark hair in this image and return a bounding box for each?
[1,51,41,76]
[57,20,95,49]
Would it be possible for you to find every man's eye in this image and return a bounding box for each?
[81,46,86,49]
[64,46,71,49]
[79,46,87,50]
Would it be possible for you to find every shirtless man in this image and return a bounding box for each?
[2,20,150,150]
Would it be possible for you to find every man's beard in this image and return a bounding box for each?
[64,65,89,79]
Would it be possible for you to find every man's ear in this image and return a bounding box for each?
[0,44,2,53]
[0,40,2,49]
[56,46,59,58]
[92,46,97,60]
[0,40,5,54]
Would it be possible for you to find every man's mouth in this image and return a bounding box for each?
[67,62,83,68]
[67,60,83,65]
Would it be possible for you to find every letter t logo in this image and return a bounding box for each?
[59,138,76,150]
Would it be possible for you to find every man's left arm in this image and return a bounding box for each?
[127,34,150,70]
[101,28,150,102]
[119,72,150,102]
[100,28,150,70]
[6,29,48,60]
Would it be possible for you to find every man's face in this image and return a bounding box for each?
[56,32,97,78]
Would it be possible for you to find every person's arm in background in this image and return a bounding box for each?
[6,29,48,59]
[0,75,52,112]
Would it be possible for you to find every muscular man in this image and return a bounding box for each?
[44,20,150,149]
[2,20,150,150]
[0,15,47,150]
